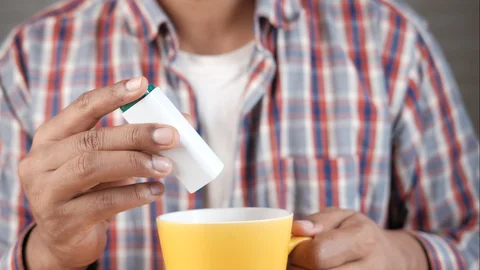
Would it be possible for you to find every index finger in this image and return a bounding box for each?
[34,76,148,143]
[292,208,356,237]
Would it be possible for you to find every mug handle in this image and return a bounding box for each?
[288,237,312,253]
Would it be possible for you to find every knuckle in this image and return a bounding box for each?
[106,83,122,99]
[17,157,32,181]
[131,184,145,203]
[354,222,377,255]
[32,125,47,144]
[363,226,377,249]
[75,91,93,112]
[17,157,42,199]
[94,192,115,210]
[351,237,366,258]
[127,152,146,171]
[126,126,142,146]
[79,130,102,151]
[72,153,95,177]
[353,211,369,222]
[324,207,341,212]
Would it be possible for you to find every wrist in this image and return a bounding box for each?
[384,230,429,270]
[25,226,85,270]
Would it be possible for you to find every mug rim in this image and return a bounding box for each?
[157,207,293,224]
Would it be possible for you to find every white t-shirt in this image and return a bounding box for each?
[175,41,256,208]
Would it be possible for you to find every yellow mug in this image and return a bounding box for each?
[157,207,310,270]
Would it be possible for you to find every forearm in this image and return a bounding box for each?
[385,230,429,270]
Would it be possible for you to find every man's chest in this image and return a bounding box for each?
[27,33,393,222]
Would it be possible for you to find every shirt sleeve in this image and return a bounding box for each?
[389,12,480,270]
[0,28,35,270]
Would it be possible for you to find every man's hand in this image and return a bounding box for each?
[288,208,429,270]
[20,77,179,270]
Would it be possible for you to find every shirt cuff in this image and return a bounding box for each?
[411,230,467,270]
[6,223,36,270]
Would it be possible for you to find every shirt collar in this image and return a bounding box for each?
[123,0,302,42]
[256,0,303,30]
[123,0,171,41]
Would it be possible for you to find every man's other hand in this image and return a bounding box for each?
[288,208,429,270]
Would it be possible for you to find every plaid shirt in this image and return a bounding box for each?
[1,0,479,269]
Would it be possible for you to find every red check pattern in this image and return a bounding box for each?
[0,0,478,269]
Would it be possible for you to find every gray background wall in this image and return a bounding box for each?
[0,0,478,135]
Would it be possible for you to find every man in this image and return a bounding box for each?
[0,0,478,269]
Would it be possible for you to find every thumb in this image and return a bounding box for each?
[292,220,323,236]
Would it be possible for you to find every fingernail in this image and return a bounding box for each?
[297,220,314,229]
[152,156,172,172]
[153,128,174,145]
[149,182,164,196]
[125,77,143,91]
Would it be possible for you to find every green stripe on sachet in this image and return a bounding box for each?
[120,84,157,112]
